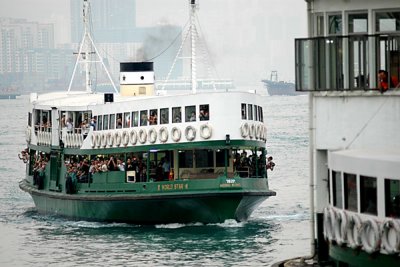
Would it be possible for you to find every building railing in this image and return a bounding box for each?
[295,34,400,91]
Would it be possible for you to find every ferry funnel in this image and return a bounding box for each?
[120,62,155,96]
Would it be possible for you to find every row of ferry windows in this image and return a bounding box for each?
[331,170,400,218]
[241,103,264,122]
[95,104,210,131]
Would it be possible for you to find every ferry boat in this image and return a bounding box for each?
[261,71,304,96]
[276,0,400,266]
[19,0,276,224]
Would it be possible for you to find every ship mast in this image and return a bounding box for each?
[67,0,118,93]
[190,0,198,93]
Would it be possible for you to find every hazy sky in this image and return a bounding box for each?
[0,0,307,86]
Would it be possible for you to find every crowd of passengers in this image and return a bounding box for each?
[233,151,275,177]
[32,153,49,189]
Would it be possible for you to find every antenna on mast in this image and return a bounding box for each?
[67,0,118,94]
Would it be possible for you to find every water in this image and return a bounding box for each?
[0,94,309,267]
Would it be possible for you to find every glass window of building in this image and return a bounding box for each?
[123,112,130,128]
[110,114,116,129]
[116,113,122,129]
[172,107,182,123]
[248,104,253,120]
[195,150,214,168]
[160,108,169,124]
[360,176,377,215]
[316,14,324,36]
[149,109,158,125]
[332,170,343,208]
[97,115,103,130]
[178,150,193,168]
[385,179,400,218]
[348,13,368,33]
[328,14,342,35]
[376,11,400,32]
[199,104,209,121]
[241,103,247,120]
[344,173,357,212]
[131,111,138,127]
[103,115,109,130]
[140,110,148,126]
[185,105,196,122]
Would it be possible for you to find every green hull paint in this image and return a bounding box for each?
[330,244,400,267]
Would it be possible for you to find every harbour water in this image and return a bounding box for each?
[0,94,309,267]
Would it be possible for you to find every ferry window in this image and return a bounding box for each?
[28,112,32,127]
[123,112,130,128]
[216,149,228,167]
[360,176,377,215]
[131,111,138,127]
[140,110,148,126]
[139,87,146,95]
[110,114,116,129]
[376,11,400,32]
[195,150,214,168]
[185,106,196,122]
[178,150,193,168]
[199,104,209,121]
[254,105,258,121]
[332,170,343,208]
[241,103,247,120]
[328,14,342,35]
[258,106,263,122]
[98,115,103,130]
[385,179,400,218]
[344,173,357,212]
[248,104,253,120]
[116,113,122,129]
[172,107,181,123]
[160,108,169,124]
[149,109,158,125]
[103,115,109,130]
[349,13,368,33]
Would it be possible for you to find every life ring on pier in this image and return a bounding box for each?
[91,133,96,148]
[323,207,335,242]
[171,127,181,142]
[381,219,400,254]
[148,128,157,144]
[138,129,147,144]
[333,209,348,246]
[106,132,113,147]
[240,122,249,138]
[101,133,107,147]
[95,133,101,148]
[346,213,363,249]
[185,126,196,141]
[114,131,122,147]
[122,131,129,146]
[200,124,212,139]
[129,129,137,145]
[249,124,255,139]
[360,218,381,254]
[159,127,168,143]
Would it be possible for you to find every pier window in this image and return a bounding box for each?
[98,115,103,130]
[172,107,182,123]
[241,103,247,120]
[131,111,138,127]
[248,104,253,120]
[199,104,209,121]
[328,14,342,35]
[385,179,400,218]
[185,105,196,122]
[344,173,357,212]
[376,11,400,32]
[348,13,368,33]
[123,112,130,128]
[360,176,377,215]
[110,114,116,129]
[160,108,169,124]
[149,109,158,125]
[103,115,109,130]
[140,110,148,126]
[332,170,343,208]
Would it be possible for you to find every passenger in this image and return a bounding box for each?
[199,109,209,121]
[174,114,181,123]
[116,118,123,129]
[189,112,196,122]
[149,112,157,125]
[18,149,29,163]
[126,158,134,171]
[140,114,148,125]
[117,159,125,171]
[81,120,89,138]
[378,70,399,92]
[162,158,171,181]
[90,117,96,130]
[107,156,117,171]
[66,118,73,133]
[266,156,275,171]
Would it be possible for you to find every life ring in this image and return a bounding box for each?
[381,219,400,254]
[360,218,381,253]
[159,127,168,143]
[114,132,122,147]
[200,124,212,139]
[249,124,255,139]
[171,127,181,142]
[138,129,147,144]
[101,133,107,147]
[122,130,129,146]
[240,122,249,138]
[129,129,137,145]
[185,126,196,141]
[106,132,113,147]
[91,133,96,148]
[323,207,335,242]
[96,133,101,148]
[333,209,348,246]
[148,128,157,144]
[346,213,363,249]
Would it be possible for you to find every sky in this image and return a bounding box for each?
[0,0,307,86]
